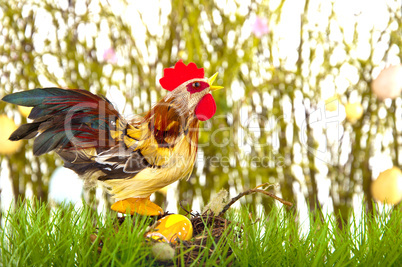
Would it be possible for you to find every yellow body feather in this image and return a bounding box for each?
[103,126,198,199]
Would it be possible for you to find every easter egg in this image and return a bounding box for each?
[325,95,340,112]
[18,106,33,118]
[345,102,363,123]
[151,243,175,261]
[0,115,22,155]
[371,167,402,205]
[146,214,193,244]
[372,65,402,100]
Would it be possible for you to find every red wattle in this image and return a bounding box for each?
[195,94,216,121]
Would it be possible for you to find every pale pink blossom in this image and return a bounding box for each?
[103,48,118,64]
[251,17,270,38]
[372,65,402,100]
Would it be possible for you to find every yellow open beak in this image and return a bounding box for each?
[208,72,224,91]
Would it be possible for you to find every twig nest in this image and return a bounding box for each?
[151,243,175,261]
[146,214,193,244]
[372,65,402,100]
[0,115,22,155]
[18,106,32,118]
[371,167,402,204]
[345,102,363,123]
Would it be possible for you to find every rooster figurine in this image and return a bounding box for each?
[2,60,223,216]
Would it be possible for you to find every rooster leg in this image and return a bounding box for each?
[111,197,163,216]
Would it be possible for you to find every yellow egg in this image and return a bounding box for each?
[177,51,187,59]
[325,95,340,112]
[0,115,22,155]
[18,106,33,118]
[345,102,363,123]
[371,167,402,205]
[146,214,193,244]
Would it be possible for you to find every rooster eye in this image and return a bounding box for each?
[192,82,201,88]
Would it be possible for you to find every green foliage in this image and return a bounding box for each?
[0,200,153,266]
[1,201,401,266]
[231,206,402,266]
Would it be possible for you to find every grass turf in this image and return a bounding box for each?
[0,200,401,266]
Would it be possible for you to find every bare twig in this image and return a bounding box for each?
[218,183,293,217]
[180,200,197,217]
[252,189,293,206]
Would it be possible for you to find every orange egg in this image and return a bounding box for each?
[146,214,193,244]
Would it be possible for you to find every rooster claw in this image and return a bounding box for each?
[111,198,163,216]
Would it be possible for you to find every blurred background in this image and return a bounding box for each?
[0,0,402,230]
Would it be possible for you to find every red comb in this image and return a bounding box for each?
[159,60,204,91]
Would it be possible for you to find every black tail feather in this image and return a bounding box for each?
[9,121,44,140]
